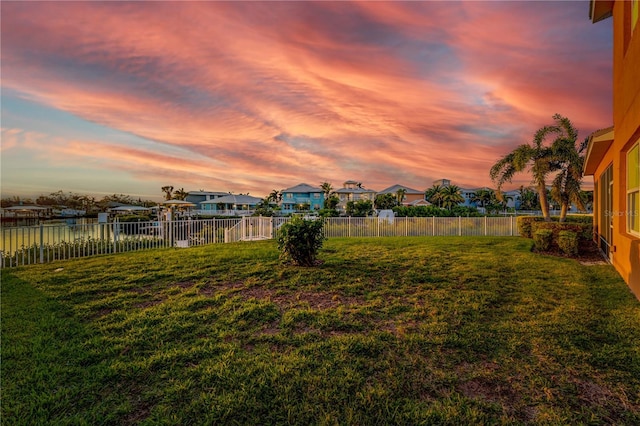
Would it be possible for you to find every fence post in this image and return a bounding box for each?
[511,216,514,236]
[39,224,44,264]
[432,216,435,236]
[348,216,351,238]
[458,216,462,236]
[111,221,115,253]
[484,216,487,236]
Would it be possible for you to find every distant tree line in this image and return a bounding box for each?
[0,191,157,212]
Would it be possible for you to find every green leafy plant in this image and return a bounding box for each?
[558,230,579,256]
[533,229,553,252]
[276,216,325,266]
[517,217,538,238]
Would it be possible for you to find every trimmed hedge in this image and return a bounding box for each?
[518,215,593,255]
[517,216,593,240]
[533,229,553,252]
[558,231,579,256]
[517,217,538,238]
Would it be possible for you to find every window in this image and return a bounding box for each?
[599,164,614,256]
[628,140,640,236]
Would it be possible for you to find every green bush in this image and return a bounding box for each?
[517,216,593,240]
[533,229,553,252]
[517,217,539,238]
[277,217,325,266]
[558,231,579,256]
[532,221,592,243]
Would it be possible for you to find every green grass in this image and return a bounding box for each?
[2,237,639,425]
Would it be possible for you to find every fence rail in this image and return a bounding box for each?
[1,216,518,268]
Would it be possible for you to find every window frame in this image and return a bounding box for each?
[627,138,640,237]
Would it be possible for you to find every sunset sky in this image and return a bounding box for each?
[1,1,613,201]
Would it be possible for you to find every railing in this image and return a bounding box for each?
[1,216,518,268]
[224,217,275,243]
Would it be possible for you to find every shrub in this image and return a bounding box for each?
[533,229,553,252]
[532,221,592,243]
[277,217,325,266]
[558,231,579,256]
[517,217,539,238]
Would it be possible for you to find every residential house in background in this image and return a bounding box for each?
[459,187,481,208]
[584,0,640,296]
[377,184,425,205]
[335,180,377,212]
[433,178,451,187]
[280,183,324,214]
[186,191,229,209]
[199,194,262,216]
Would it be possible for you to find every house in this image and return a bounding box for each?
[198,194,262,216]
[334,180,376,212]
[377,184,425,205]
[186,191,229,209]
[280,183,324,214]
[584,0,640,296]
[433,178,451,187]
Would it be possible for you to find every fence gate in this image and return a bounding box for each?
[224,216,273,243]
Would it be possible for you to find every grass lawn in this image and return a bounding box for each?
[2,237,639,425]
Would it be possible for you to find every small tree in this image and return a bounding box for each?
[346,199,373,216]
[375,193,397,210]
[277,217,325,266]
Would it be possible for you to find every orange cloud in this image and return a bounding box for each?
[1,1,611,198]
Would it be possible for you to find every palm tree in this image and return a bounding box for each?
[161,186,174,201]
[490,114,575,221]
[518,186,539,211]
[470,189,493,211]
[267,189,282,204]
[440,185,465,210]
[320,182,334,208]
[173,188,188,200]
[425,184,444,208]
[550,133,588,221]
[395,188,407,206]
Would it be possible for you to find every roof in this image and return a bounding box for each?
[188,191,229,196]
[200,194,262,205]
[408,199,432,206]
[110,205,151,212]
[281,183,322,193]
[377,184,423,195]
[590,0,613,23]
[335,186,376,194]
[583,126,614,176]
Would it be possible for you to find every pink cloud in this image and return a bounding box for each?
[1,1,611,198]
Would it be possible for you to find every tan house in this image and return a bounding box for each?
[584,0,640,297]
[335,180,376,212]
[377,184,425,206]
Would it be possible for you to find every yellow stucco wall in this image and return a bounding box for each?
[609,0,640,295]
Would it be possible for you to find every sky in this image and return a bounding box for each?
[1,1,613,201]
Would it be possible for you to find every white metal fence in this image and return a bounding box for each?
[1,216,518,267]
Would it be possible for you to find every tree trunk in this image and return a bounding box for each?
[559,202,568,222]
[537,183,551,221]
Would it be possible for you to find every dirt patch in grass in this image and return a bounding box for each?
[134,299,165,309]
[92,307,114,318]
[235,286,365,310]
[174,281,196,289]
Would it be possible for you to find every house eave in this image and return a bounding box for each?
[589,0,614,23]
[583,126,614,176]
